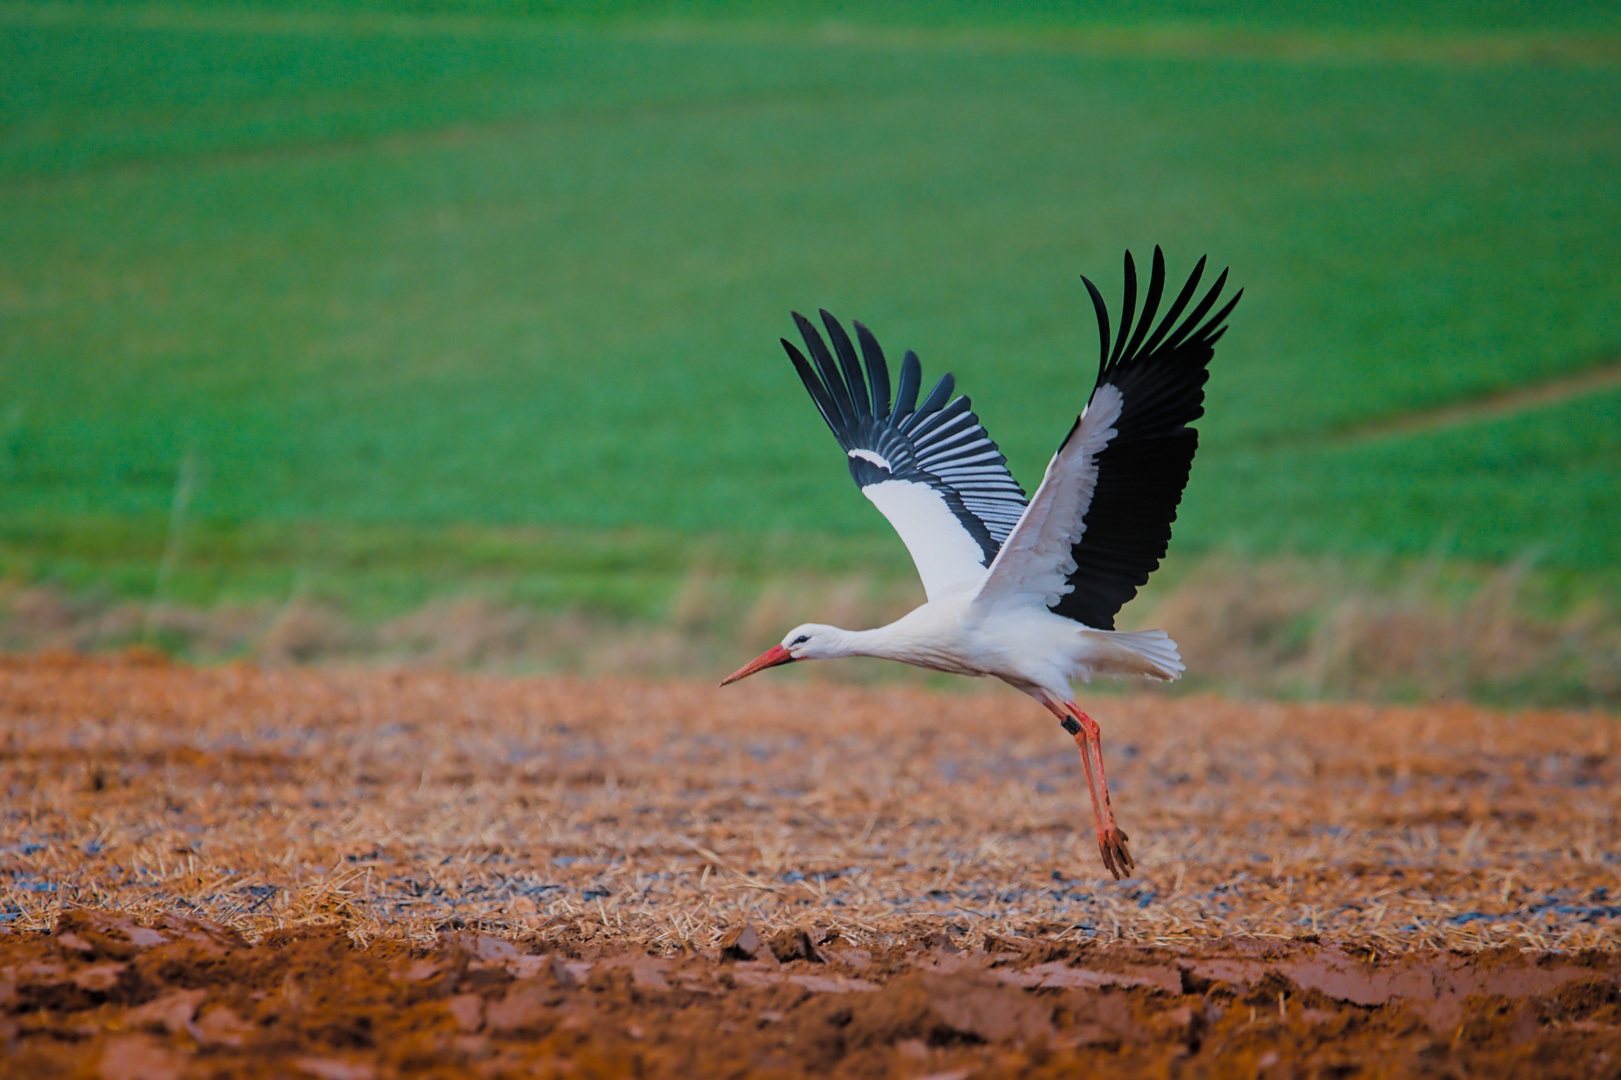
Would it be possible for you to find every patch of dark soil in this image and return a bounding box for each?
[5,911,1621,1078]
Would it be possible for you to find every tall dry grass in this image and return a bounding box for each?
[1,554,1616,707]
[1143,556,1620,706]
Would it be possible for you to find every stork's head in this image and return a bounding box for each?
[719,624,839,686]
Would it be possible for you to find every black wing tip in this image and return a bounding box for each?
[1194,286,1243,342]
[853,321,883,358]
[1108,251,1138,367]
[1161,265,1232,351]
[790,310,823,347]
[1090,250,1242,361]
[818,308,868,353]
[1080,273,1110,377]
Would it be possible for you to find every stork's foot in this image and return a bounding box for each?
[1098,825,1134,881]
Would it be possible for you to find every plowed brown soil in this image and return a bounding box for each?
[2,653,1619,1077]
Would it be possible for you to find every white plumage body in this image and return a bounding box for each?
[793,587,1183,700]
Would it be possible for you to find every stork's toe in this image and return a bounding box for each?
[1099,827,1134,880]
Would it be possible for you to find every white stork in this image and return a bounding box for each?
[721,248,1240,879]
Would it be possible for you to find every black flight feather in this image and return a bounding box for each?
[854,322,890,421]
[821,309,870,420]
[893,351,922,421]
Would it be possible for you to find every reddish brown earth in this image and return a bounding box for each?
[2,653,1619,1077]
[7,911,1621,1078]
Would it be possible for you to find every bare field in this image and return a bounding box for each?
[2,653,1620,1077]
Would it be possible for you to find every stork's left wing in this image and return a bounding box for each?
[973,247,1240,627]
[784,311,1028,601]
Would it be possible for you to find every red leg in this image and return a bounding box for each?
[1069,705,1134,879]
[1043,699,1135,879]
[1047,703,1109,845]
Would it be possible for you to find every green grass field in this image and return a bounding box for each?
[2,0,1619,661]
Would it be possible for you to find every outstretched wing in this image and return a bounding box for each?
[973,247,1240,628]
[784,310,1028,600]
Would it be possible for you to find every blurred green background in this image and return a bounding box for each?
[2,1,1618,695]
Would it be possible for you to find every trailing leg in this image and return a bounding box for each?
[1043,699,1134,879]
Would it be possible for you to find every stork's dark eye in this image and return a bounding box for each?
[791,634,810,646]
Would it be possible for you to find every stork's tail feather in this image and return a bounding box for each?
[1081,628,1185,682]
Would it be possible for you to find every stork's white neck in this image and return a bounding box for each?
[804,608,975,675]
[820,625,898,661]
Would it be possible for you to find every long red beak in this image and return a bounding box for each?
[719,644,796,686]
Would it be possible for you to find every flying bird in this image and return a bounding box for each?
[721,248,1240,879]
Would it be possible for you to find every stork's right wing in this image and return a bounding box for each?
[784,311,1028,601]
[972,248,1240,627]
